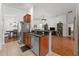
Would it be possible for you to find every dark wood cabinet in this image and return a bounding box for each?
[23,14,31,47]
[23,14,31,23]
[31,34,49,56]
[39,35,49,56]
[23,33,32,48]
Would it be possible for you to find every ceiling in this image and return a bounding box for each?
[33,3,76,18]
[2,3,36,11]
[2,3,76,18]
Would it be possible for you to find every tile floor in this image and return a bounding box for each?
[0,41,59,56]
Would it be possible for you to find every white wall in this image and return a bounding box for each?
[2,5,33,31]
[66,12,75,37]
[77,3,79,55]
[47,14,67,37]
[0,3,3,50]
[74,3,79,55]
[67,12,75,24]
[2,5,25,31]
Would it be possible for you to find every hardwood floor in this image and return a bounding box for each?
[51,36,74,56]
[5,36,18,43]
[4,36,74,56]
[0,41,59,56]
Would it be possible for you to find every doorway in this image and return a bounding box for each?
[4,16,18,43]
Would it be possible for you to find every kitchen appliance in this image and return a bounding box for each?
[50,27,55,31]
[57,22,63,36]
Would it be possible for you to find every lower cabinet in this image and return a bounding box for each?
[51,36,74,56]
[39,35,49,56]
[23,33,31,48]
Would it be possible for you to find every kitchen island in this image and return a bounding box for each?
[31,30,49,56]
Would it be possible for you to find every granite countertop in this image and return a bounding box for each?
[30,33,44,37]
[33,29,50,32]
[31,29,50,37]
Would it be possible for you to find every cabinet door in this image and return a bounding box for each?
[27,34,31,48]
[24,14,31,23]
[24,35,28,45]
[23,33,31,47]
[40,35,49,56]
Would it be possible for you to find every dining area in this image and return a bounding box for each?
[5,30,18,43]
[3,16,18,43]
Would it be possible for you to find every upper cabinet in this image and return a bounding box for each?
[23,14,31,23]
